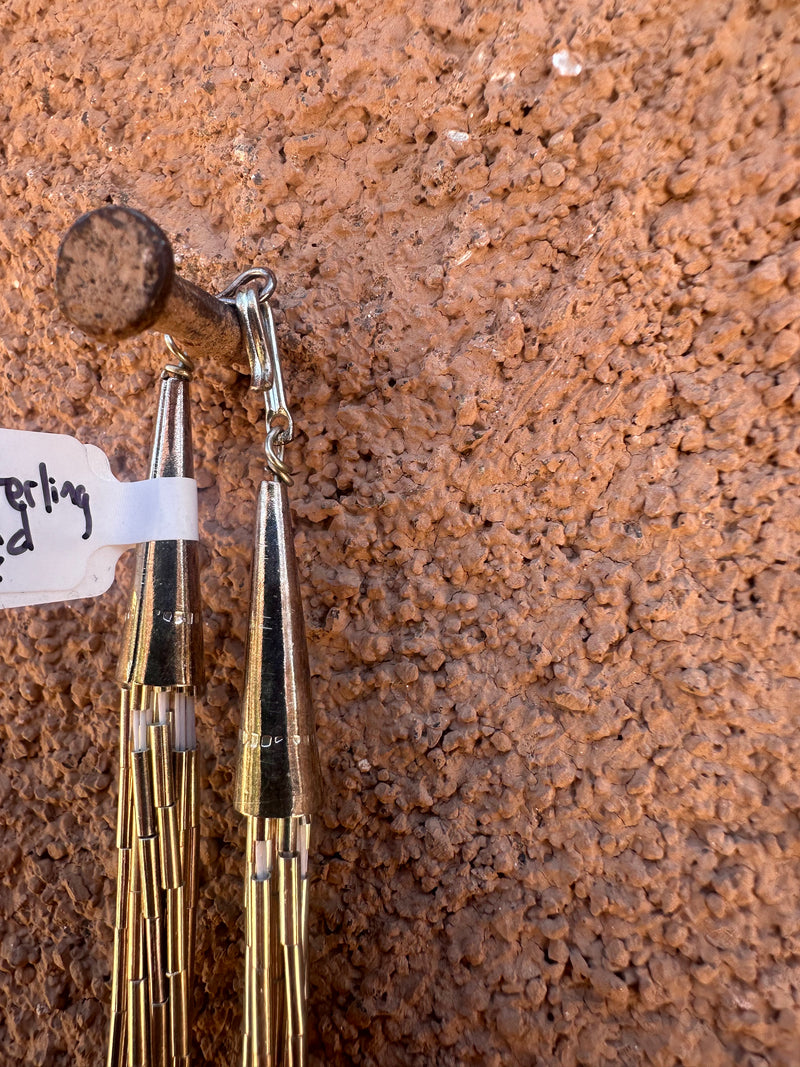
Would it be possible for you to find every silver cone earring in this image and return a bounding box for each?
[109,339,203,1067]
[222,272,322,1067]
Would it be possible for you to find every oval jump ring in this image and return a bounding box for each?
[163,334,194,379]
[265,426,293,485]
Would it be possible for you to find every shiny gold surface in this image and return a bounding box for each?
[117,691,133,851]
[130,976,148,1067]
[114,847,132,934]
[107,1010,125,1067]
[167,970,189,1060]
[241,815,311,1067]
[157,804,182,890]
[151,998,169,1067]
[166,886,186,974]
[111,689,200,1066]
[131,749,156,839]
[149,723,174,807]
[139,836,161,921]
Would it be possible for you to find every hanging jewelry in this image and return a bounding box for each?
[54,207,322,1067]
[222,272,322,1067]
[110,339,204,1067]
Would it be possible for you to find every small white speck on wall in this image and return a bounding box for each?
[552,48,583,77]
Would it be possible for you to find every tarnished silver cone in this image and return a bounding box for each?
[235,479,322,819]
[117,372,204,689]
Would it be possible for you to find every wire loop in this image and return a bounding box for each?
[218,268,276,306]
[222,269,295,484]
[163,334,194,379]
[235,287,273,392]
[265,427,293,485]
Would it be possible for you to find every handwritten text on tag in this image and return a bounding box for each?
[0,429,198,608]
[0,462,93,569]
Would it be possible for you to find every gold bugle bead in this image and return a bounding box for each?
[145,914,167,1004]
[157,803,182,889]
[249,967,261,1064]
[120,688,131,744]
[270,856,283,961]
[167,970,189,1060]
[300,881,309,961]
[188,906,197,987]
[186,825,199,902]
[131,749,156,839]
[166,885,186,974]
[247,947,261,1056]
[272,969,286,1066]
[126,923,144,984]
[110,933,127,1015]
[107,1009,125,1067]
[240,1017,251,1067]
[187,748,199,826]
[284,944,305,1035]
[114,848,132,930]
[117,694,133,851]
[243,942,252,1038]
[278,853,301,946]
[288,1035,307,1067]
[139,835,161,920]
[126,845,142,982]
[258,879,274,1067]
[129,977,148,1067]
[129,839,141,897]
[174,749,189,827]
[116,763,133,850]
[250,875,268,969]
[126,884,144,982]
[148,721,174,807]
[150,998,169,1067]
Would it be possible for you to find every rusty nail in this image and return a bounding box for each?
[55,205,244,364]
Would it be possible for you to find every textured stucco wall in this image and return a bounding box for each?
[1,0,799,1064]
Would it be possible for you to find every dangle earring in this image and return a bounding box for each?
[52,205,322,1066]
[109,338,204,1067]
[222,271,322,1067]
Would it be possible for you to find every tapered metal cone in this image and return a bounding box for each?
[235,479,322,819]
[117,372,204,689]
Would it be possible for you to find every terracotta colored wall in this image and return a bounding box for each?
[1,0,799,1064]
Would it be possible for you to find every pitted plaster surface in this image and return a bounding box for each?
[0,1,799,1064]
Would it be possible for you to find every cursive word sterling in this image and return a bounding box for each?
[0,462,92,581]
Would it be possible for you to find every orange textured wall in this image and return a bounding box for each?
[0,1,799,1064]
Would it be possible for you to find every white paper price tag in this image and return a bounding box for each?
[0,429,198,608]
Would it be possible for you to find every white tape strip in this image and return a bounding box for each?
[96,477,199,546]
